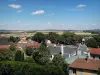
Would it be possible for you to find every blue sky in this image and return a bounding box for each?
[0,0,100,30]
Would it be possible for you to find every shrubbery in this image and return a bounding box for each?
[24,57,35,63]
[15,50,24,61]
[0,49,13,61]
[25,47,34,56]
[0,61,64,75]
[32,45,50,65]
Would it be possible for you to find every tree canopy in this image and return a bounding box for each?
[45,32,59,43]
[87,38,98,48]
[52,54,64,67]
[32,44,50,65]
[25,47,34,56]
[9,45,16,51]
[32,32,45,43]
[86,35,100,48]
[8,36,20,43]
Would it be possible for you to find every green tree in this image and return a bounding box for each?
[15,50,24,61]
[9,45,16,51]
[87,38,98,48]
[0,49,13,61]
[93,35,100,47]
[73,35,83,44]
[15,37,20,42]
[8,36,20,43]
[8,36,16,42]
[62,32,75,38]
[62,32,75,45]
[56,35,65,44]
[0,61,65,75]
[46,32,59,43]
[9,45,17,60]
[32,32,45,43]
[32,44,50,65]
[25,47,34,56]
[52,54,64,67]
[26,37,31,40]
[52,54,69,75]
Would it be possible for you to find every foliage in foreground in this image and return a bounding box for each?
[25,47,34,56]
[32,44,50,65]
[15,50,24,61]
[52,54,64,67]
[0,49,13,61]
[0,61,64,75]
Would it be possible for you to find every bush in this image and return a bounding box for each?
[25,47,34,56]
[52,54,64,67]
[32,45,50,65]
[0,61,65,75]
[9,45,16,51]
[0,49,13,61]
[15,50,24,61]
[24,57,35,63]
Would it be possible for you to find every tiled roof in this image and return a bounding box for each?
[0,45,9,49]
[26,42,40,48]
[48,45,77,58]
[69,58,100,71]
[65,55,87,64]
[89,48,100,55]
[0,37,9,45]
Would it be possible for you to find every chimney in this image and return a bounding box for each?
[61,44,64,56]
[85,56,89,62]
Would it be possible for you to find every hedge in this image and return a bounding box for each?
[0,61,64,75]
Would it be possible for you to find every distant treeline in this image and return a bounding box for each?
[0,32,10,34]
[84,29,100,34]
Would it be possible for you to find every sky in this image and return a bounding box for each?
[0,0,100,30]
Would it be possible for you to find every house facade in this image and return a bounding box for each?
[69,58,100,75]
[89,48,100,59]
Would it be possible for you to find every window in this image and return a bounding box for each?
[73,69,76,74]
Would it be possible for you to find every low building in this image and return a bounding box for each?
[0,37,9,45]
[18,36,27,44]
[0,45,9,52]
[26,41,40,48]
[48,38,88,63]
[69,58,100,75]
[48,45,77,59]
[89,48,100,59]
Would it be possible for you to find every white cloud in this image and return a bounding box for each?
[17,20,20,23]
[32,10,45,15]
[17,10,23,12]
[76,4,86,8]
[48,22,51,24]
[48,13,54,16]
[8,4,22,9]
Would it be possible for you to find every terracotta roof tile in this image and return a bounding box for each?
[0,45,9,49]
[26,42,40,48]
[69,58,100,71]
[89,48,100,55]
